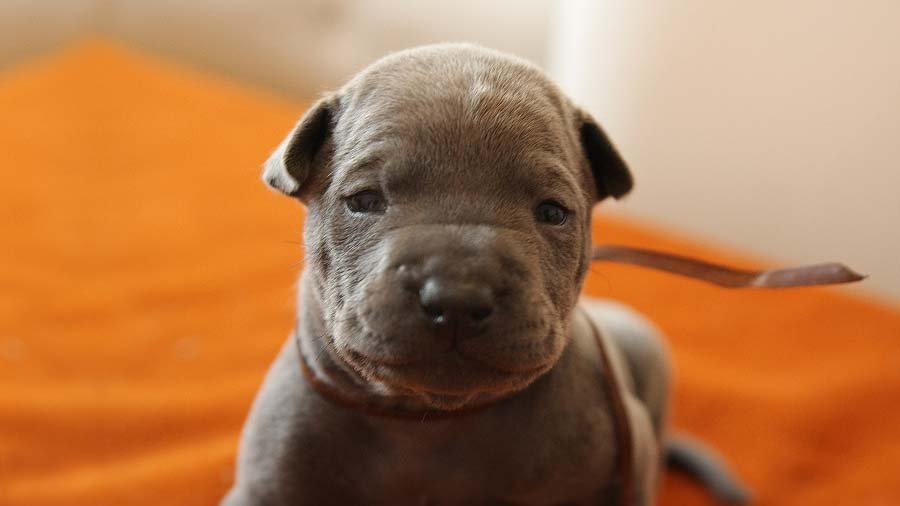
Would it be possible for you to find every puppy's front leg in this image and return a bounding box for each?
[222,339,362,506]
[624,395,660,506]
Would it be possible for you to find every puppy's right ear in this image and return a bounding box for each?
[262,95,337,198]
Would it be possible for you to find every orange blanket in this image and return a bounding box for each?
[1,41,898,506]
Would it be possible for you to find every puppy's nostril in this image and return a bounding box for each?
[420,301,446,324]
[470,304,493,322]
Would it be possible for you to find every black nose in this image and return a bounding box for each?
[418,277,494,328]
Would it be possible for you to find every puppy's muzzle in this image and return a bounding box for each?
[368,224,527,345]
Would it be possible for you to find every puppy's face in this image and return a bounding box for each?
[264,45,632,410]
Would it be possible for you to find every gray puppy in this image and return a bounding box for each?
[223,44,747,506]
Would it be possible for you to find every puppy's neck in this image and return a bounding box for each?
[295,274,516,414]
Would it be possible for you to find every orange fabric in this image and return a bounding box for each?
[1,41,898,506]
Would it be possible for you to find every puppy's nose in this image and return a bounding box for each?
[418,277,494,329]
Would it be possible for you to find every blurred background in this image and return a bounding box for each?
[2,0,898,302]
[3,3,900,505]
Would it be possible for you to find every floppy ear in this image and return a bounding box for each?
[262,95,336,198]
[576,109,633,201]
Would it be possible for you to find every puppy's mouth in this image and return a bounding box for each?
[343,337,555,398]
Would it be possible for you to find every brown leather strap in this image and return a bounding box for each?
[580,308,634,506]
[592,245,865,288]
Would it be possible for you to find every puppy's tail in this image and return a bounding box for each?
[665,436,751,505]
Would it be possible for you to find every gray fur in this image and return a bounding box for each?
[224,43,740,506]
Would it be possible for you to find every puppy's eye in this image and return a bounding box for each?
[534,200,569,226]
[345,190,387,214]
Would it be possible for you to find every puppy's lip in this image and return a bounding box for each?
[454,345,554,375]
[376,368,517,397]
[348,346,551,377]
[346,348,419,368]
[346,346,553,398]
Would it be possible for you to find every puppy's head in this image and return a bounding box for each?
[265,44,631,410]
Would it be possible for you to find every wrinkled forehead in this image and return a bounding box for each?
[330,66,581,197]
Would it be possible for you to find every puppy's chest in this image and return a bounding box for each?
[361,408,619,506]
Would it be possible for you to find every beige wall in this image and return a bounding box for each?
[0,0,553,96]
[0,0,96,66]
[551,1,900,302]
[102,0,554,96]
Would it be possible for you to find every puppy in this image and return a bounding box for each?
[223,43,747,506]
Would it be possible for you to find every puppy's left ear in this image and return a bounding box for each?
[262,95,337,198]
[575,108,633,201]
